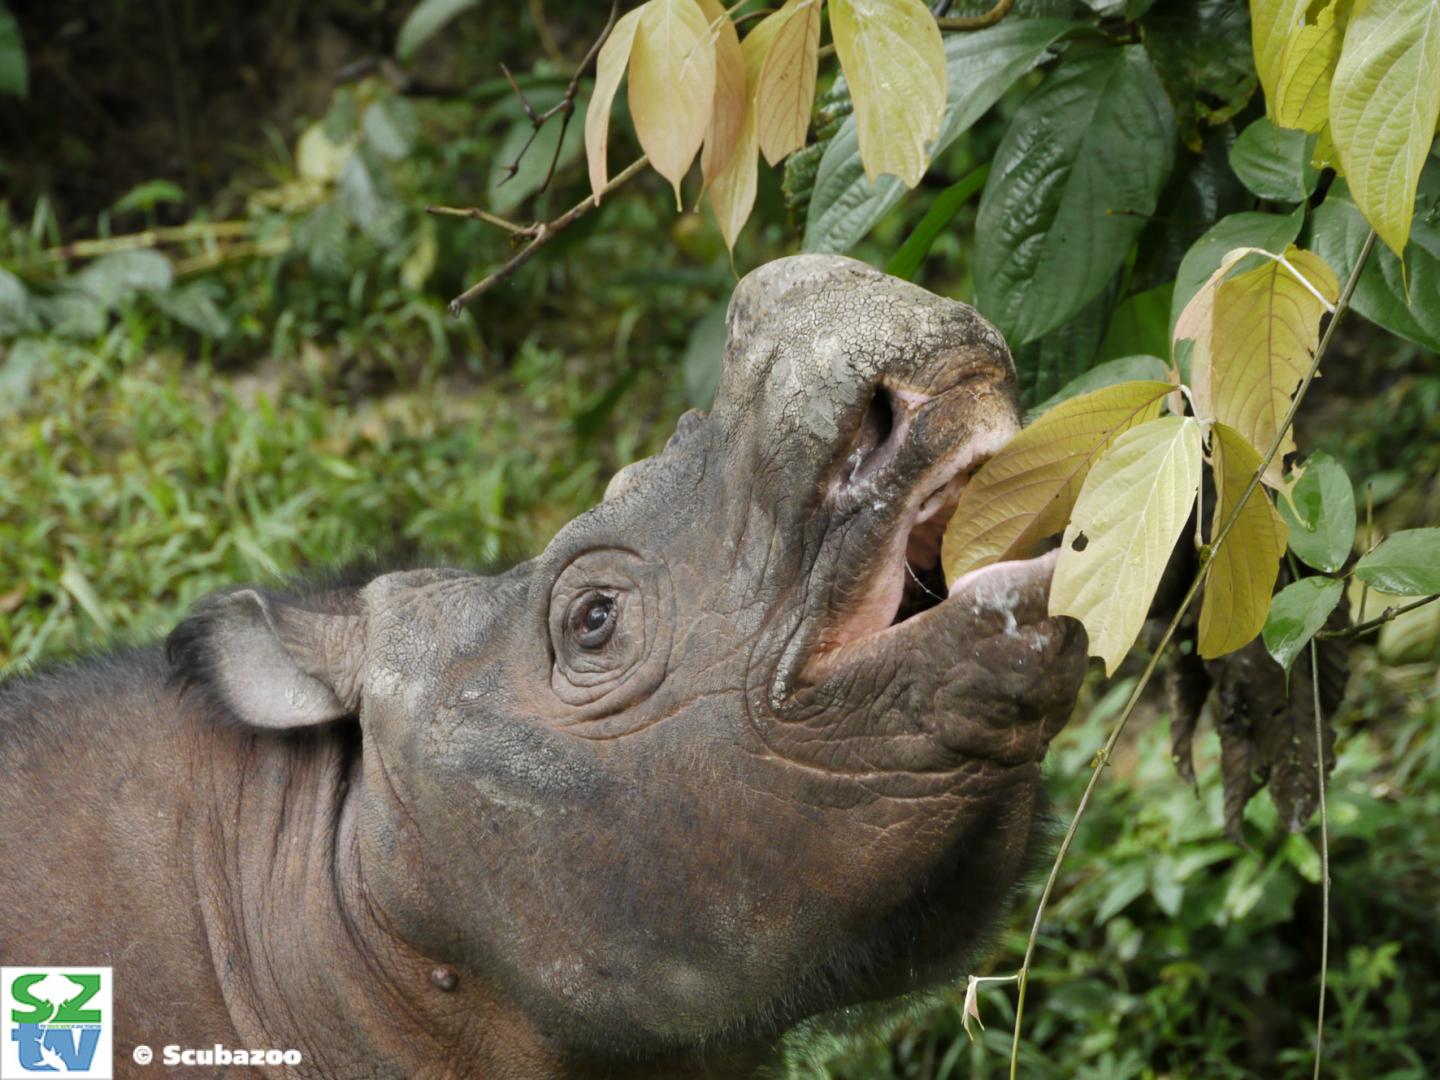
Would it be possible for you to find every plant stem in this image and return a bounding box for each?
[938,0,1015,30]
[1310,636,1330,1080]
[1006,227,1377,1079]
[1317,593,1440,639]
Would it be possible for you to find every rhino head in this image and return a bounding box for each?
[173,255,1086,1066]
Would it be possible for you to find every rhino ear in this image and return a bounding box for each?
[168,587,366,729]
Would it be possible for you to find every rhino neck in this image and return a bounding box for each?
[186,721,553,1077]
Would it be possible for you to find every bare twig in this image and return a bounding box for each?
[1309,636,1331,1080]
[1318,594,1440,639]
[425,204,536,237]
[938,0,1015,31]
[1006,228,1379,1080]
[444,156,650,314]
[498,2,620,195]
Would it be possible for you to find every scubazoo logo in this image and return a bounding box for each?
[1,968,113,1079]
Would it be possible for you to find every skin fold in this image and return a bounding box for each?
[0,255,1087,1078]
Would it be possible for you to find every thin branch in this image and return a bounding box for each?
[445,155,650,314]
[938,0,1015,31]
[42,221,253,261]
[497,2,620,195]
[1006,228,1379,1080]
[425,204,535,237]
[1317,593,1440,639]
[1309,636,1331,1080]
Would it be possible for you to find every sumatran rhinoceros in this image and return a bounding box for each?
[0,255,1086,1077]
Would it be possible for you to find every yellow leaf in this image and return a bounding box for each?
[1051,416,1205,676]
[1330,0,1440,257]
[1188,247,1339,488]
[706,8,784,250]
[1250,0,1310,107]
[585,4,646,200]
[754,0,822,166]
[1273,0,1351,132]
[829,0,947,188]
[1198,423,1289,658]
[699,0,745,187]
[630,0,718,206]
[941,381,1173,585]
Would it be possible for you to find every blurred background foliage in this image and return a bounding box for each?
[0,1,1436,1076]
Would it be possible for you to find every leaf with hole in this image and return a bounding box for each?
[1276,451,1355,573]
[975,45,1175,345]
[942,380,1173,585]
[1329,0,1440,257]
[1262,575,1343,673]
[1353,529,1440,595]
[1050,415,1205,675]
[829,0,946,188]
[1198,423,1288,659]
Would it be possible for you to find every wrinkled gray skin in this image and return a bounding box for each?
[0,256,1086,1077]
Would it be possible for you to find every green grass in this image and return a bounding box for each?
[0,316,681,672]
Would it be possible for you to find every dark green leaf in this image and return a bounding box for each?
[1011,268,1122,407]
[1229,117,1318,203]
[1131,125,1250,292]
[1170,207,1304,331]
[397,0,482,62]
[1141,0,1256,150]
[1026,355,1169,421]
[804,18,1083,254]
[1311,168,1440,352]
[1097,282,1173,363]
[1353,529,1440,595]
[0,3,26,97]
[975,45,1175,345]
[884,164,990,281]
[1276,452,1355,573]
[682,297,731,410]
[1262,576,1344,673]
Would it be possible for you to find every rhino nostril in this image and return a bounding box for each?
[847,385,898,484]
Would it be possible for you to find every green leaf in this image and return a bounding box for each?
[1169,207,1304,332]
[1311,171,1440,351]
[883,163,989,280]
[943,380,1173,584]
[1051,415,1205,675]
[1276,451,1356,573]
[73,251,174,310]
[829,0,947,188]
[1262,575,1344,673]
[975,45,1176,345]
[147,282,232,340]
[60,561,112,634]
[1228,116,1318,202]
[1012,269,1122,407]
[1251,0,1310,108]
[1096,282,1173,363]
[0,266,35,337]
[682,296,731,410]
[1199,423,1289,658]
[1353,529,1440,595]
[396,0,482,61]
[1141,0,1256,149]
[1026,356,1170,420]
[1272,0,1353,132]
[112,180,186,215]
[0,3,26,97]
[1329,0,1440,257]
[362,96,419,161]
[803,18,1080,253]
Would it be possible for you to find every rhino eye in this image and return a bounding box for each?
[570,593,617,649]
